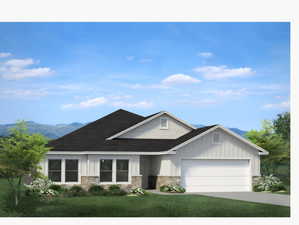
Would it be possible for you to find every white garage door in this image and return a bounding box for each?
[181,159,251,192]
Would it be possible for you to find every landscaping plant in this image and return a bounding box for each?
[160,184,186,193]
[253,174,286,192]
[88,184,105,195]
[67,185,87,197]
[130,187,147,195]
[0,121,51,207]
[25,177,58,200]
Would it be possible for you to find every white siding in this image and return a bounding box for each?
[156,128,261,176]
[119,114,192,139]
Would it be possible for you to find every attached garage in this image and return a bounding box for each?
[181,159,251,192]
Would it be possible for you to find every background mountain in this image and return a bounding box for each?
[0,121,86,139]
[0,121,247,139]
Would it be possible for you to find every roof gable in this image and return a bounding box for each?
[106,111,196,140]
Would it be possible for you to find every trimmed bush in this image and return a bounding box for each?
[130,187,147,195]
[108,184,120,191]
[88,185,105,195]
[49,184,67,193]
[108,189,127,196]
[67,185,87,197]
[253,174,286,192]
[160,184,186,193]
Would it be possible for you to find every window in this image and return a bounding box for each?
[100,159,113,182]
[48,159,61,182]
[160,117,168,129]
[116,160,129,182]
[65,159,79,182]
[213,132,221,144]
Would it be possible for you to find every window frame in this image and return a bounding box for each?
[98,158,131,185]
[99,159,113,183]
[160,117,169,130]
[48,159,62,182]
[46,157,81,184]
[65,159,79,183]
[212,132,221,144]
[116,159,129,182]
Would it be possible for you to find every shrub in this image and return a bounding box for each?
[253,174,286,192]
[49,184,67,193]
[108,184,120,191]
[88,185,105,195]
[25,177,58,200]
[67,185,87,197]
[108,189,127,196]
[160,184,186,193]
[130,187,147,195]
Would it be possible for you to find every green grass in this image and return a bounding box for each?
[0,178,290,217]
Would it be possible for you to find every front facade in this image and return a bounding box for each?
[40,109,268,192]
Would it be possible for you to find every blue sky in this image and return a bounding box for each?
[0,22,290,130]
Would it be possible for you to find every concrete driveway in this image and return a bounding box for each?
[198,192,290,207]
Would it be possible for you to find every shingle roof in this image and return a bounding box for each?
[48,109,217,153]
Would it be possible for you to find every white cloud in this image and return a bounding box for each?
[0,58,54,80]
[62,97,107,109]
[112,100,153,109]
[162,74,201,85]
[205,88,248,97]
[4,58,34,67]
[0,88,49,99]
[263,100,290,109]
[61,96,153,110]
[139,58,152,63]
[126,56,135,61]
[197,52,213,58]
[193,65,255,80]
[0,52,12,58]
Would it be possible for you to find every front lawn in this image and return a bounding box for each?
[0,179,290,217]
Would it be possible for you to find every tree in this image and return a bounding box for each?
[0,121,51,207]
[245,120,288,175]
[273,112,290,143]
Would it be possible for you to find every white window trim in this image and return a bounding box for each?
[98,158,131,185]
[213,132,221,144]
[46,157,81,185]
[160,117,168,130]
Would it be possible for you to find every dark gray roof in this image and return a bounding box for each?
[48,109,217,152]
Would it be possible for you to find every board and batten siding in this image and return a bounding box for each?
[119,114,192,139]
[154,128,261,177]
[40,154,141,178]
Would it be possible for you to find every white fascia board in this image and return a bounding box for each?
[166,125,269,155]
[106,111,196,140]
[46,151,176,155]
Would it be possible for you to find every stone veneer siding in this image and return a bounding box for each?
[80,175,142,190]
[155,176,181,189]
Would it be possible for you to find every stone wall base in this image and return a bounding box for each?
[155,176,181,189]
[80,176,142,190]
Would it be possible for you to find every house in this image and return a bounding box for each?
[40,109,269,192]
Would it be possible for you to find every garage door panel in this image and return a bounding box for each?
[181,159,251,192]
[182,177,250,186]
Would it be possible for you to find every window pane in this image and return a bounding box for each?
[161,118,168,128]
[213,133,220,143]
[65,160,78,182]
[48,160,61,182]
[49,159,61,170]
[116,160,128,182]
[100,160,112,182]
